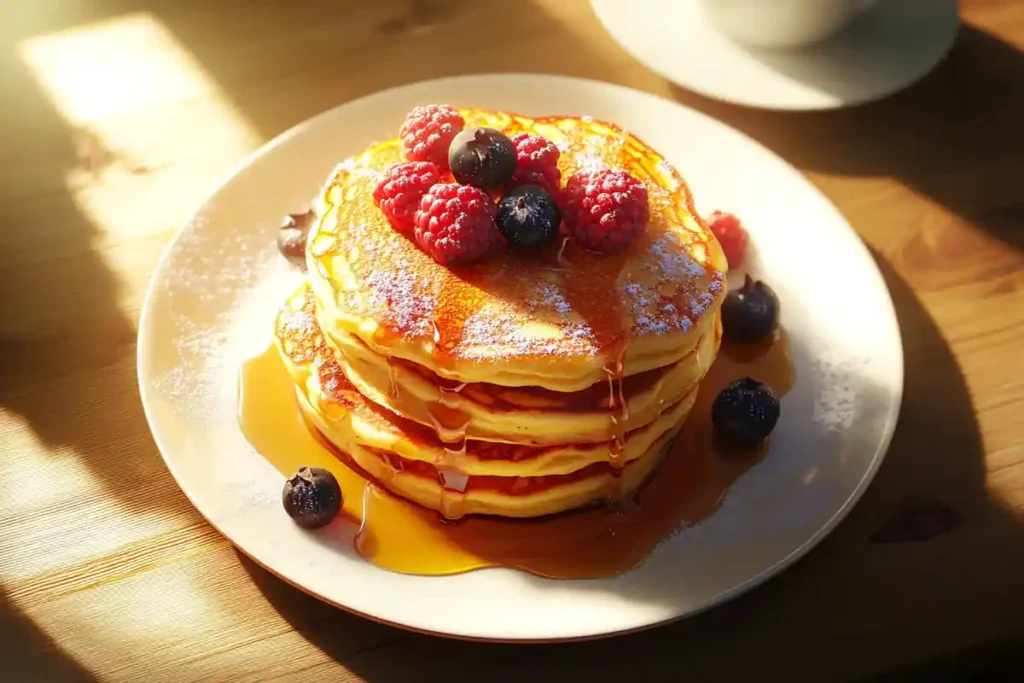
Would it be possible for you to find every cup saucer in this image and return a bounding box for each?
[591,0,959,110]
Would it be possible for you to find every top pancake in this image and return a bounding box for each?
[308,108,727,391]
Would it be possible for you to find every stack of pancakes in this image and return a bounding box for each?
[274,109,727,519]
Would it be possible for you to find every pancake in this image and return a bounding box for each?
[307,108,727,392]
[324,315,719,445]
[276,283,690,517]
[302,392,680,520]
[276,282,704,481]
[271,107,728,519]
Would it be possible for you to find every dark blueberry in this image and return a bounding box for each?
[282,466,342,529]
[721,275,779,343]
[277,210,315,269]
[496,184,561,249]
[448,127,516,190]
[712,377,780,446]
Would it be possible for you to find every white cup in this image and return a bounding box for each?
[699,0,879,49]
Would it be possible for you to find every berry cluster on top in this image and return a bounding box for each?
[372,105,650,266]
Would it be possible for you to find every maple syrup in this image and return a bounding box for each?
[386,358,400,400]
[237,330,793,579]
[601,341,630,504]
[423,290,477,517]
[555,236,572,270]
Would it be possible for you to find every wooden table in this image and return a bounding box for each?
[2,1,1022,680]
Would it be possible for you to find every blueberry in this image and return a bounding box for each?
[448,127,516,190]
[282,466,342,528]
[496,184,561,249]
[712,378,780,446]
[721,275,779,343]
[277,210,315,269]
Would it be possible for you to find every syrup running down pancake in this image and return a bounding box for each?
[275,282,711,518]
[324,315,719,446]
[269,107,727,519]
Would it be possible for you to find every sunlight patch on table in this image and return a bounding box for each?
[0,411,182,581]
[18,12,264,256]
[19,558,340,682]
[19,12,246,123]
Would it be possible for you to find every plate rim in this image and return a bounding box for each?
[137,72,904,642]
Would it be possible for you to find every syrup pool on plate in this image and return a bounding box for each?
[237,329,793,579]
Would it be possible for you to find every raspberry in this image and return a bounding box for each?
[560,169,649,253]
[507,133,561,195]
[399,105,464,169]
[706,210,748,268]
[372,161,441,237]
[414,183,502,266]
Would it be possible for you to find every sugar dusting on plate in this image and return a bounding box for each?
[152,213,301,422]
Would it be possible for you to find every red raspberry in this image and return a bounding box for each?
[507,133,561,195]
[706,210,748,268]
[372,161,441,237]
[399,105,464,169]
[414,183,502,265]
[560,169,649,253]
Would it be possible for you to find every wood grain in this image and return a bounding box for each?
[1,1,1022,681]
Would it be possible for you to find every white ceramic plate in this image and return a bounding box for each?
[591,0,959,110]
[137,74,903,641]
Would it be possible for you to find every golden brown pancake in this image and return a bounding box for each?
[307,108,727,392]
[272,108,727,518]
[276,283,707,476]
[275,283,696,517]
[324,314,719,445]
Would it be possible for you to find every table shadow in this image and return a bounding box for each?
[859,639,1024,682]
[0,8,207,676]
[0,589,97,683]
[0,2,194,518]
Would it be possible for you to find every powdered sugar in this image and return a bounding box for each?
[616,227,724,336]
[572,151,610,176]
[162,215,277,306]
[621,279,694,336]
[363,266,438,336]
[278,308,316,337]
[151,211,301,422]
[650,231,707,281]
[459,303,597,359]
[690,287,720,318]
[527,280,572,315]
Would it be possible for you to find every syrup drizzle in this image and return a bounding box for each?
[353,482,376,559]
[426,284,478,518]
[431,378,471,520]
[605,343,631,457]
[237,331,794,579]
[555,236,572,270]
[603,342,630,502]
[386,358,400,400]
[549,242,632,500]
